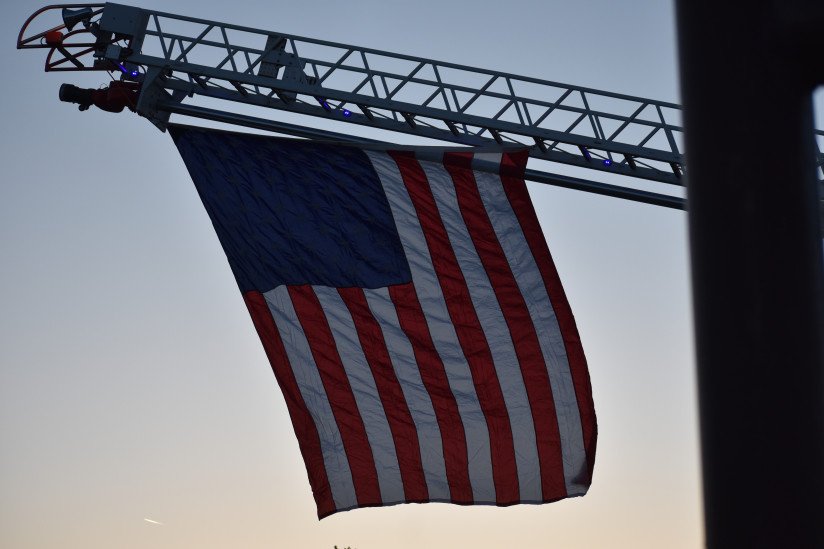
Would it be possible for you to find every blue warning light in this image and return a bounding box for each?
[343,110,351,116]
[604,159,612,166]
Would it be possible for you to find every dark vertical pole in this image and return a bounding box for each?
[675,1,824,546]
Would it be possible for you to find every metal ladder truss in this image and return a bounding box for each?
[18,3,824,209]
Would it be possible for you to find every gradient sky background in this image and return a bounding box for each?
[2,2,821,548]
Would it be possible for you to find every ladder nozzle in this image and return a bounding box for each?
[58,82,141,113]
[59,83,93,111]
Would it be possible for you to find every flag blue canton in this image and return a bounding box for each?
[171,126,412,293]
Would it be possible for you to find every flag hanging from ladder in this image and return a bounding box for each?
[170,125,597,518]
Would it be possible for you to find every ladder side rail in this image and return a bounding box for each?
[128,5,682,107]
[156,99,687,210]
[152,74,682,185]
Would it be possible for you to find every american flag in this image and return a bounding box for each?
[171,125,597,518]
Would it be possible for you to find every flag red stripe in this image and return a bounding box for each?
[287,285,383,506]
[391,151,519,505]
[499,150,597,481]
[242,290,337,518]
[444,152,568,501]
[388,282,473,504]
[337,287,429,502]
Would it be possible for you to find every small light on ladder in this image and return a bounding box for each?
[603,159,612,166]
[343,110,351,116]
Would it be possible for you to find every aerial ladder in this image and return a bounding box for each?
[24,3,820,211]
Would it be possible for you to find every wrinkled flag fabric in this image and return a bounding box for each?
[170,125,597,518]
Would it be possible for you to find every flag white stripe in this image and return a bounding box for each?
[367,150,497,503]
[471,157,589,494]
[263,285,358,510]
[422,159,543,501]
[364,287,451,501]
[312,285,406,503]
